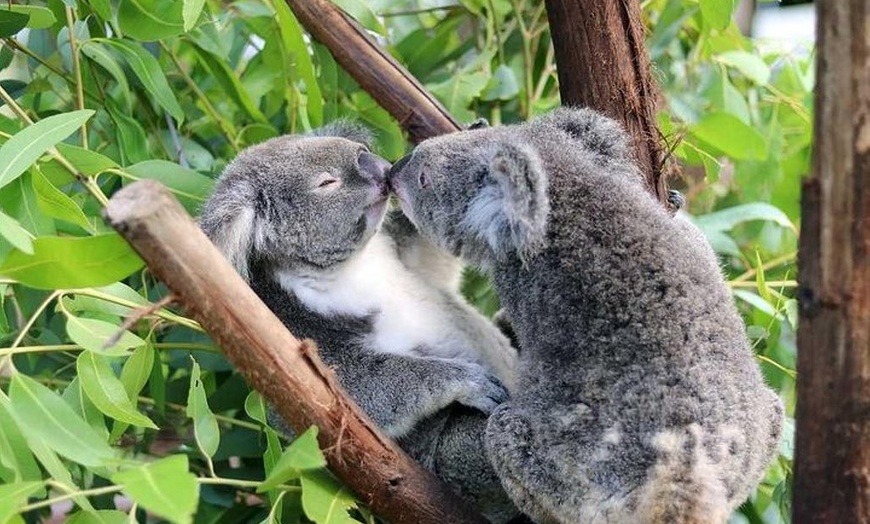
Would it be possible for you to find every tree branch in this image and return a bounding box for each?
[103,180,489,524]
[281,0,461,142]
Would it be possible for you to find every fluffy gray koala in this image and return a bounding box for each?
[198,123,521,523]
[389,108,784,524]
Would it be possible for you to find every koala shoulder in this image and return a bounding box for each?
[533,106,633,162]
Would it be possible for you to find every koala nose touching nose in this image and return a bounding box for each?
[358,151,392,195]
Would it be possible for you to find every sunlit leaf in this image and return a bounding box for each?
[717,50,771,86]
[0,482,42,524]
[690,112,768,161]
[182,0,206,31]
[1,5,56,29]
[117,0,184,41]
[112,455,198,524]
[122,160,213,214]
[66,510,130,524]
[699,0,734,31]
[31,168,92,231]
[8,374,116,468]
[0,399,41,485]
[0,233,143,290]
[0,210,33,254]
[0,110,94,189]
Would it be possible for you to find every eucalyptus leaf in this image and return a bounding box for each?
[31,168,92,231]
[259,427,326,492]
[182,0,207,32]
[0,210,33,254]
[98,39,184,123]
[121,344,156,400]
[66,510,130,524]
[8,374,116,468]
[0,10,28,38]
[187,359,220,458]
[112,455,198,524]
[0,233,143,290]
[690,112,768,161]
[0,399,41,485]
[699,0,734,31]
[693,203,796,233]
[718,50,771,86]
[77,351,157,428]
[66,316,147,356]
[0,110,95,189]
[300,469,358,524]
[117,0,184,41]
[123,160,213,214]
[1,5,56,29]
[0,482,42,524]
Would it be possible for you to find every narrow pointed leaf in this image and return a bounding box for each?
[182,0,206,31]
[31,168,92,230]
[0,399,41,484]
[300,469,358,524]
[0,110,94,189]
[66,316,146,356]
[0,210,33,254]
[0,482,42,524]
[8,374,115,468]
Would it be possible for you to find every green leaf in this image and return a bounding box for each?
[123,160,213,214]
[428,71,490,122]
[273,2,323,127]
[0,110,95,189]
[31,168,92,230]
[300,469,358,524]
[0,233,143,290]
[0,10,28,38]
[0,482,42,524]
[187,358,220,458]
[66,510,130,524]
[192,47,268,123]
[259,427,326,492]
[481,64,520,102]
[77,351,157,428]
[8,374,116,468]
[117,0,184,41]
[106,98,150,165]
[67,316,147,356]
[80,41,133,107]
[717,50,771,85]
[1,5,56,29]
[182,0,206,32]
[0,210,33,254]
[693,203,796,232]
[99,39,184,123]
[244,390,267,425]
[0,399,41,484]
[330,0,385,34]
[62,377,109,440]
[121,344,156,400]
[699,0,734,31]
[690,112,768,161]
[112,455,198,524]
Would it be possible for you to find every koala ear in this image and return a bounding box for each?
[310,119,373,148]
[461,141,549,262]
[466,118,490,130]
[199,192,258,282]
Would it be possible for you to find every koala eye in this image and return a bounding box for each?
[313,173,342,192]
[418,169,430,189]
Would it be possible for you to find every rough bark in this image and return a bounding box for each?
[282,0,460,142]
[544,0,667,202]
[793,1,870,522]
[103,181,489,524]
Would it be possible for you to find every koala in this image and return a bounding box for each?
[389,108,784,524]
[198,122,521,523]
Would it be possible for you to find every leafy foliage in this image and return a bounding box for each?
[0,0,806,522]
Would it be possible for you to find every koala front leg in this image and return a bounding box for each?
[329,349,509,438]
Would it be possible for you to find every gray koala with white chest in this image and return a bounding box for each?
[389,108,784,524]
[198,123,521,523]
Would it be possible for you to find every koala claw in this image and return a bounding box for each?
[453,366,510,414]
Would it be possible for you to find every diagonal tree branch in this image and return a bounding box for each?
[103,180,489,524]
[282,0,461,142]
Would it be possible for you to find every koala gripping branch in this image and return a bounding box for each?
[104,180,490,524]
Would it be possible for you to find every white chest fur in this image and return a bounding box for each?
[275,234,468,360]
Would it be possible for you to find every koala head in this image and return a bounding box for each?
[200,122,391,279]
[388,126,549,268]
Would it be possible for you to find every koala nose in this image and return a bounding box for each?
[387,152,413,188]
[359,152,391,185]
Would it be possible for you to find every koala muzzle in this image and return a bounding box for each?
[387,152,414,190]
[359,151,392,194]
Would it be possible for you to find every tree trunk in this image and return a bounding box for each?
[104,181,490,524]
[793,2,870,522]
[544,0,667,202]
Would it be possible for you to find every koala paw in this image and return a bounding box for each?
[448,362,510,414]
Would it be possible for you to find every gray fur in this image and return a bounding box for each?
[389,107,784,524]
[199,128,520,523]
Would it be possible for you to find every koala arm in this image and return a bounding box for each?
[322,346,508,438]
[382,210,463,290]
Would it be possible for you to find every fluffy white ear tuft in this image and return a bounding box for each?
[461,142,549,262]
[200,206,257,281]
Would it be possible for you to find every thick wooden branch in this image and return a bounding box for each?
[282,0,460,142]
[544,0,667,202]
[103,180,489,524]
[794,1,870,522]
